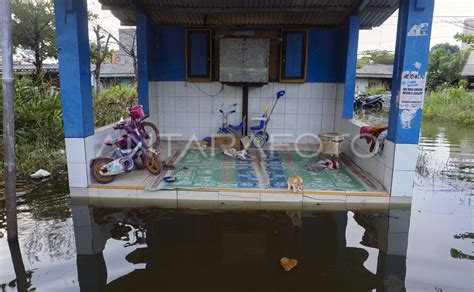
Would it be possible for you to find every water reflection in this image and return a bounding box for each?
[72,205,411,291]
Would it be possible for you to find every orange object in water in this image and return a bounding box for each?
[280,257,298,272]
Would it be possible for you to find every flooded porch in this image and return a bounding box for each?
[79,141,396,208]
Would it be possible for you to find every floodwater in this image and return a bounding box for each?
[0,121,473,292]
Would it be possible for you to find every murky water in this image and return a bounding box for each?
[0,121,473,292]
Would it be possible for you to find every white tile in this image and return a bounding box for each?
[148,81,158,97]
[249,87,261,98]
[285,100,298,114]
[296,114,310,130]
[324,83,337,99]
[197,82,212,96]
[186,83,199,97]
[336,83,345,100]
[65,138,86,164]
[310,83,324,99]
[322,99,336,115]
[284,114,298,130]
[321,115,335,131]
[163,82,176,96]
[273,83,286,97]
[299,83,311,98]
[175,112,188,127]
[178,190,219,201]
[273,99,285,114]
[261,83,273,97]
[163,97,176,112]
[175,81,187,96]
[199,96,212,113]
[346,195,390,205]
[249,98,260,113]
[84,135,95,164]
[309,115,322,131]
[385,140,395,169]
[218,191,260,202]
[187,113,200,127]
[284,129,298,143]
[199,113,212,128]
[310,98,323,114]
[67,163,88,187]
[223,85,236,98]
[157,82,164,96]
[187,98,199,112]
[163,111,176,127]
[285,84,299,98]
[260,192,303,203]
[303,194,346,209]
[149,96,159,114]
[271,113,285,129]
[390,170,415,197]
[175,97,187,112]
[175,127,188,139]
[393,144,418,171]
[297,99,311,114]
[211,82,224,97]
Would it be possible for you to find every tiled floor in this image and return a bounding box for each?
[85,141,396,205]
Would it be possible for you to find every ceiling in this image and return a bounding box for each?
[99,0,398,29]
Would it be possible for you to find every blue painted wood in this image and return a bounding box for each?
[283,32,304,78]
[157,26,185,81]
[136,13,158,115]
[53,0,94,138]
[387,0,434,144]
[306,27,347,83]
[188,31,209,77]
[342,15,360,119]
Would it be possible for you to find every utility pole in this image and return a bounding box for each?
[2,0,18,240]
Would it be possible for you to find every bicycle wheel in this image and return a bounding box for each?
[144,154,163,175]
[90,158,115,184]
[141,121,160,149]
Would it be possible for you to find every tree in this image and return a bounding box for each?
[90,24,112,96]
[12,0,56,77]
[357,50,394,68]
[454,33,474,48]
[427,43,470,91]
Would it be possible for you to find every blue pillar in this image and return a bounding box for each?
[388,0,435,144]
[342,15,360,119]
[136,12,157,115]
[54,0,94,138]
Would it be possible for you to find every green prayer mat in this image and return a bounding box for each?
[146,149,368,191]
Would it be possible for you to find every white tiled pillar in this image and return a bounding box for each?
[383,140,418,197]
[65,136,95,187]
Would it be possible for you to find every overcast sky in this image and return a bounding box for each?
[88,0,474,53]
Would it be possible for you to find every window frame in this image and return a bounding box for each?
[279,29,308,83]
[185,29,212,81]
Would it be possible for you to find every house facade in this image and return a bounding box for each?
[54,0,435,202]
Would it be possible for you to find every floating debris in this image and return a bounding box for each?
[30,169,51,179]
[280,257,298,272]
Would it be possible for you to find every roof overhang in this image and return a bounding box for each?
[99,0,398,28]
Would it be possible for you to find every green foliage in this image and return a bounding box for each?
[427,43,470,91]
[93,84,138,128]
[90,42,115,65]
[423,87,474,126]
[454,33,474,48]
[366,85,387,95]
[357,50,394,68]
[0,74,65,177]
[12,0,56,73]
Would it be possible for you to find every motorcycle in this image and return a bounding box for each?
[354,94,384,112]
[90,117,162,184]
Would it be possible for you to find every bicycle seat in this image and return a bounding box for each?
[229,121,244,131]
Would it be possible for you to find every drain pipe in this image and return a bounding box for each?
[2,0,18,241]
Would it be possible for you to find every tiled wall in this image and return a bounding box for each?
[334,85,417,197]
[150,81,340,143]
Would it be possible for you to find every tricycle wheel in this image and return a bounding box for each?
[253,135,266,148]
[144,154,163,175]
[141,121,160,149]
[90,158,115,184]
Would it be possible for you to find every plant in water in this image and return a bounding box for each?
[423,86,474,126]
